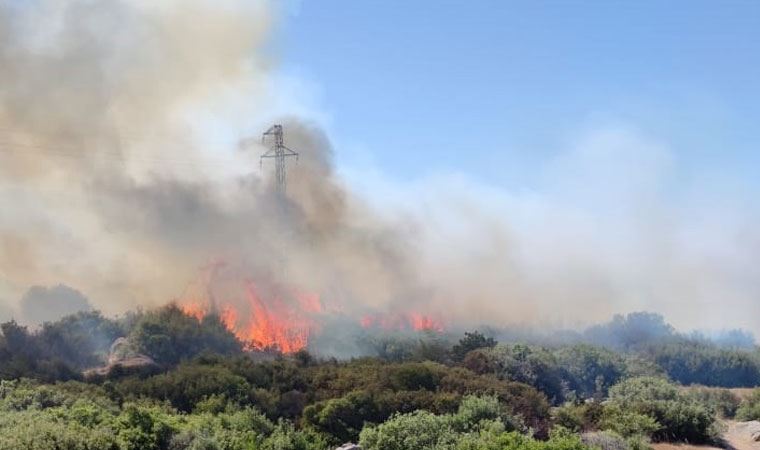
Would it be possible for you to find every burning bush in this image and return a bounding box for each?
[178,278,323,354]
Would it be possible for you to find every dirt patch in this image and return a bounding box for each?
[721,421,760,450]
[652,421,760,450]
[652,443,723,450]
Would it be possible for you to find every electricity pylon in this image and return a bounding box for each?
[261,124,298,194]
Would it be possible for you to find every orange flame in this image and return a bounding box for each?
[179,279,321,353]
[179,301,208,322]
[360,312,444,332]
[176,264,444,352]
[235,281,318,353]
[408,312,444,332]
[219,305,238,331]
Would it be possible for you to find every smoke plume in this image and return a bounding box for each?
[1,0,758,341]
[0,0,424,330]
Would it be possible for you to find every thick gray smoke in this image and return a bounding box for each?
[20,284,92,326]
[0,0,423,327]
[0,0,758,338]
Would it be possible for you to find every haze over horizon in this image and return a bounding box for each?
[277,1,760,333]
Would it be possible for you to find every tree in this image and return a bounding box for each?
[129,304,241,366]
[554,344,626,399]
[452,331,498,362]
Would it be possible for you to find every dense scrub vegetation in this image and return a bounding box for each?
[358,397,587,450]
[1,307,759,449]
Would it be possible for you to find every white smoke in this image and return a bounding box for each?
[343,125,760,333]
[1,0,758,338]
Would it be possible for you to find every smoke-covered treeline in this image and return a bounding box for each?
[490,311,756,351]
[2,306,758,389]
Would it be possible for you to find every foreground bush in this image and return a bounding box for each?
[607,377,718,443]
[0,379,329,450]
[684,386,740,418]
[359,397,589,450]
[736,388,760,421]
[581,430,651,450]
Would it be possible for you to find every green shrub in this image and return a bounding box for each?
[129,305,241,366]
[581,431,630,450]
[452,331,497,362]
[452,395,523,433]
[684,386,740,418]
[303,390,382,444]
[736,388,760,421]
[607,377,718,443]
[261,421,329,450]
[552,402,604,433]
[359,410,456,450]
[554,345,627,399]
[359,397,585,450]
[598,405,660,438]
[116,363,251,412]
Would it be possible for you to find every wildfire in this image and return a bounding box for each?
[177,264,445,353]
[178,280,322,353]
[408,312,444,332]
[360,312,444,332]
[235,281,319,353]
[219,305,238,330]
[180,301,208,322]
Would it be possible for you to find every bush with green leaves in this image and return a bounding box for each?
[736,388,760,421]
[129,305,241,366]
[359,405,590,450]
[598,405,660,438]
[684,386,740,418]
[453,331,497,362]
[115,363,252,412]
[465,344,566,404]
[554,345,627,399]
[581,431,630,450]
[359,409,458,450]
[607,377,718,443]
[465,343,629,404]
[298,359,550,438]
[552,402,604,433]
[0,378,330,450]
[303,390,385,444]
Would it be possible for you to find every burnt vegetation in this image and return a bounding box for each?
[0,308,759,449]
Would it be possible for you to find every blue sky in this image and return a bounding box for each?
[277,1,760,190]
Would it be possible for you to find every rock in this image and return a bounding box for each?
[335,444,361,450]
[581,432,629,450]
[83,337,157,377]
[734,421,760,441]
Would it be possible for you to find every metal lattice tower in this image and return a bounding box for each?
[261,124,298,193]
